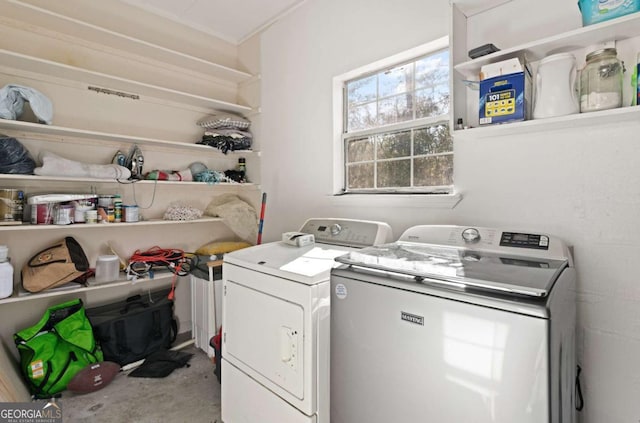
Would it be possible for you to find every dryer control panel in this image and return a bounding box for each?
[299,218,392,248]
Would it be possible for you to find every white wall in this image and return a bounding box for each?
[259,0,640,422]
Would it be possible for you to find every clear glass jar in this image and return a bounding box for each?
[580,48,624,113]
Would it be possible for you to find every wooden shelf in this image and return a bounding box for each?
[0,49,252,114]
[0,272,176,305]
[0,217,225,232]
[5,0,253,84]
[453,105,640,139]
[454,11,640,79]
[0,173,261,188]
[0,119,260,156]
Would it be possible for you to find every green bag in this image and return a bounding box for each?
[14,298,103,398]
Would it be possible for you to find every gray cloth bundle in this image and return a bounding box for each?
[0,84,53,125]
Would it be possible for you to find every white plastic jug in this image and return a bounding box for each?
[533,53,579,119]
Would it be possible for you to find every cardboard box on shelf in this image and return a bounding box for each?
[479,57,532,125]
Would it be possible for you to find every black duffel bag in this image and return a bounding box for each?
[86,289,177,366]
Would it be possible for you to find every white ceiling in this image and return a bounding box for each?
[120,0,306,44]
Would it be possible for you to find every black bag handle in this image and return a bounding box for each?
[65,236,89,271]
[121,301,149,314]
[171,319,178,344]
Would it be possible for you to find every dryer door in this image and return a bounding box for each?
[224,279,304,399]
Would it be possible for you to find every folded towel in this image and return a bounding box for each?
[34,151,131,179]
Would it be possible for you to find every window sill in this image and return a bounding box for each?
[328,192,462,209]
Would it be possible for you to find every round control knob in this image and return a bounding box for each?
[462,228,481,243]
[330,224,342,236]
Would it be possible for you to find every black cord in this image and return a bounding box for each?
[575,365,584,411]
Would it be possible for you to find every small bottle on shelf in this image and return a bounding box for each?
[114,195,122,223]
[237,158,246,173]
[236,157,247,182]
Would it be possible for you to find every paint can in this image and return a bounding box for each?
[30,203,54,225]
[85,209,98,224]
[73,200,95,223]
[54,204,74,225]
[0,189,24,222]
[122,205,139,223]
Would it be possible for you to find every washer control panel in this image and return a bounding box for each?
[500,232,549,250]
[397,225,571,263]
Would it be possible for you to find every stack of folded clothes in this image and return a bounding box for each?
[196,113,252,154]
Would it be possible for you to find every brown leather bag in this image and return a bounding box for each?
[22,237,90,293]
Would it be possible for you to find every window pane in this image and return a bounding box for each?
[347,75,377,106]
[378,94,412,126]
[413,154,453,186]
[342,46,452,194]
[414,124,452,155]
[348,102,377,131]
[347,163,374,189]
[377,159,410,188]
[379,64,413,98]
[347,137,375,163]
[377,130,410,159]
[415,85,450,118]
[415,50,449,90]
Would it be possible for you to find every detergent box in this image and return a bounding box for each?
[578,0,640,26]
[478,57,532,125]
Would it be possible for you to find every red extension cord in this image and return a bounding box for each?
[128,246,187,300]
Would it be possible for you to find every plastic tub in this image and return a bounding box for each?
[95,255,120,283]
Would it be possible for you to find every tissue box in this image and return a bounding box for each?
[578,0,640,26]
[479,58,532,125]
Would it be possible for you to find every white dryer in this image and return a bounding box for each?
[221,218,392,423]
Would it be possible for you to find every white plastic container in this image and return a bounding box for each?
[0,245,14,299]
[95,255,120,284]
[533,53,579,119]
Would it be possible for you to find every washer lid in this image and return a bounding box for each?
[336,242,568,297]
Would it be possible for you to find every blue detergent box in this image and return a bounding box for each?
[479,58,532,125]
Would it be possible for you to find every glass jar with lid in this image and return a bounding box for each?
[580,47,624,113]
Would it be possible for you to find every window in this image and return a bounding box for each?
[335,38,452,195]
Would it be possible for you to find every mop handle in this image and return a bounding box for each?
[257,192,267,245]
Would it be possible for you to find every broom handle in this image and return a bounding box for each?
[257,192,267,245]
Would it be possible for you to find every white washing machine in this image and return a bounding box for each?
[330,225,577,423]
[221,218,392,423]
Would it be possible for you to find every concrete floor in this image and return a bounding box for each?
[61,345,221,422]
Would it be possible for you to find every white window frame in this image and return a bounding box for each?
[332,36,458,204]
